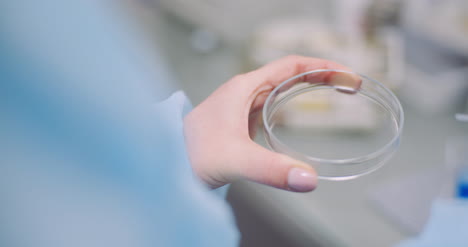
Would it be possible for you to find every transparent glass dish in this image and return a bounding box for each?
[262,70,404,180]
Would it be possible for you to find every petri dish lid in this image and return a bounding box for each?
[262,70,404,180]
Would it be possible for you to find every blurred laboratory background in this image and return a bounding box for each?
[124,0,468,246]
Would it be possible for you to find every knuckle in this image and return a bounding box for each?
[227,73,250,88]
[231,73,247,82]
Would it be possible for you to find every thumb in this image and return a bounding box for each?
[237,142,318,192]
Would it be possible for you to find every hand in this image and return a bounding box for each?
[184,55,361,192]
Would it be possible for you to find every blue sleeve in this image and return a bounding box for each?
[155,91,231,198]
[0,0,239,246]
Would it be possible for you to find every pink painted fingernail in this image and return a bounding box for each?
[330,72,361,94]
[288,168,317,192]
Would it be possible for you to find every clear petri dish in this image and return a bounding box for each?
[262,70,404,180]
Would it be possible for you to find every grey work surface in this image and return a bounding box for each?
[153,12,468,247]
[231,108,467,247]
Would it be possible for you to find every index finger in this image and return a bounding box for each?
[238,55,362,94]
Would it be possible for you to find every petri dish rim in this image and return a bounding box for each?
[262,69,404,166]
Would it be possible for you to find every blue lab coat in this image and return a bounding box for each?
[0,0,239,246]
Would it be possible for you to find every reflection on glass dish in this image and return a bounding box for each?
[263,70,404,180]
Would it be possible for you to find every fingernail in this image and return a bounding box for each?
[288,168,317,192]
[334,85,358,94]
[330,72,361,94]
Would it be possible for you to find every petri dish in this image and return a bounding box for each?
[262,70,404,180]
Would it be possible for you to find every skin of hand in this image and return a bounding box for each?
[184,55,361,192]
